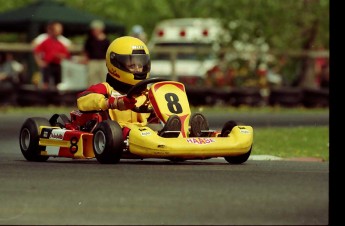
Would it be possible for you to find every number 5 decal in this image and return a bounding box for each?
[165,93,183,114]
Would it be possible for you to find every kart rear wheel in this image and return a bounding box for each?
[220,120,251,164]
[19,117,50,162]
[93,120,124,164]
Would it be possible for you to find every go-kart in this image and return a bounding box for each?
[19,78,253,164]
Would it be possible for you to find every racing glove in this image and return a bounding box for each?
[108,95,137,111]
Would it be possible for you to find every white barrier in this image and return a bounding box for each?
[57,60,88,91]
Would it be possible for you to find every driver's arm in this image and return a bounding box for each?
[77,82,136,111]
[77,82,113,111]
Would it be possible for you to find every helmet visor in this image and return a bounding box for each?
[110,52,151,75]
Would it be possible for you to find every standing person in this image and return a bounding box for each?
[0,52,23,89]
[129,24,147,43]
[32,22,72,49]
[0,52,24,105]
[83,20,111,86]
[33,21,70,90]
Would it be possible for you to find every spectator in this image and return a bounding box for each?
[129,24,147,43]
[314,47,329,89]
[32,22,72,49]
[317,60,329,89]
[33,21,71,90]
[0,52,23,89]
[266,55,286,88]
[83,20,110,86]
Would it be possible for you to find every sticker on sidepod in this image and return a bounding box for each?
[239,127,251,134]
[49,129,66,140]
[141,131,151,136]
[41,128,53,138]
[186,138,215,144]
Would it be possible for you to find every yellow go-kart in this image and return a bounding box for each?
[19,78,253,164]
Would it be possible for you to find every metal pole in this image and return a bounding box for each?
[170,50,177,81]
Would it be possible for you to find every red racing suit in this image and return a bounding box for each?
[77,82,150,129]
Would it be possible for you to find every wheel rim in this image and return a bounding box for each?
[94,130,106,155]
[20,128,30,151]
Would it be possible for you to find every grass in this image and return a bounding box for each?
[0,105,329,161]
[253,126,329,161]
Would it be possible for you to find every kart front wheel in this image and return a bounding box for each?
[19,117,50,162]
[93,120,124,164]
[220,120,251,164]
[224,146,252,164]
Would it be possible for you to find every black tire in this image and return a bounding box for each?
[19,117,50,162]
[224,146,252,164]
[220,120,251,164]
[168,158,186,163]
[92,120,124,164]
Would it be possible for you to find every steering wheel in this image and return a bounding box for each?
[127,77,170,113]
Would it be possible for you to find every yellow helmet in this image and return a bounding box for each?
[106,36,150,91]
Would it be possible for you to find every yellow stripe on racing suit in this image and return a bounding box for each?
[77,82,150,128]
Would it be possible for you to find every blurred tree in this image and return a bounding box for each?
[0,0,329,49]
[0,0,329,88]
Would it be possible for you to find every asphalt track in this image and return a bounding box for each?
[0,112,329,225]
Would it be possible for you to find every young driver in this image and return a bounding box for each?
[76,36,181,137]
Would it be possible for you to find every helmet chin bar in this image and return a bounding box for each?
[134,73,148,80]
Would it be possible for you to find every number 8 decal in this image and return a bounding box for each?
[165,93,183,114]
[69,137,78,154]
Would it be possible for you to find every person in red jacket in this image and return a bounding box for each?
[33,21,70,90]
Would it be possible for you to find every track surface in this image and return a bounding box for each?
[0,112,329,225]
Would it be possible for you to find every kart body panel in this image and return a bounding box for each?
[128,124,253,158]
[39,126,95,159]
[148,81,191,137]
